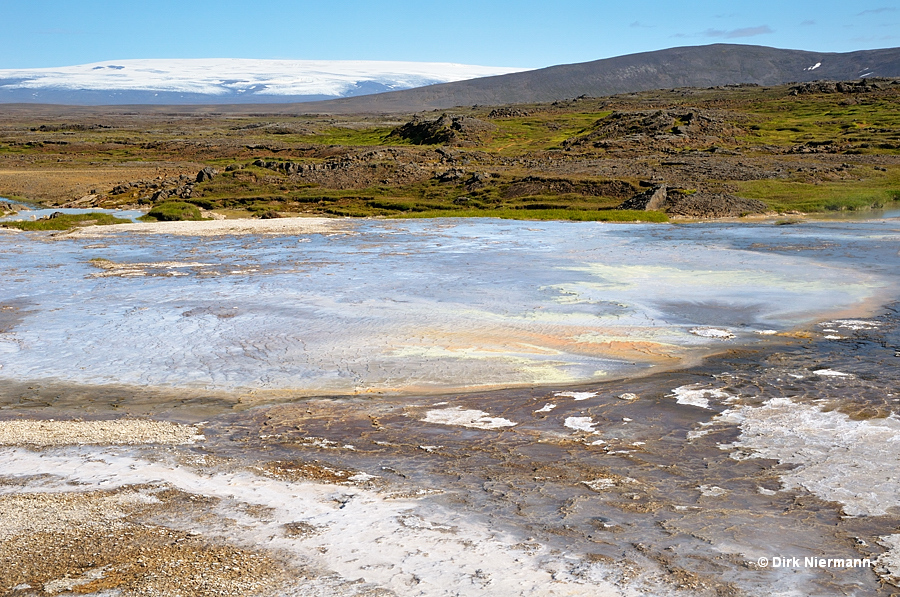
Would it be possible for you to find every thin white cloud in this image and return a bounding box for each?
[629,21,654,28]
[801,20,816,26]
[857,7,897,15]
[703,25,774,39]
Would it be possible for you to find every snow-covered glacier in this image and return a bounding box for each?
[0,58,530,104]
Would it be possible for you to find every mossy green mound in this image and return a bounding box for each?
[2,212,131,231]
[142,201,205,222]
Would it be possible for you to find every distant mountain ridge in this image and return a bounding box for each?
[0,58,529,105]
[2,45,899,111]
[294,44,900,113]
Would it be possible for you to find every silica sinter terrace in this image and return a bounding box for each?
[1,216,899,596]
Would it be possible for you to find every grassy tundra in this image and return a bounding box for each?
[0,80,897,228]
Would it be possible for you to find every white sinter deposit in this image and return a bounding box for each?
[715,398,900,517]
[554,391,598,401]
[0,447,631,596]
[669,384,734,409]
[876,535,900,586]
[421,407,516,430]
[564,417,597,433]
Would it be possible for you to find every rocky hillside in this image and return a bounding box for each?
[1,78,897,223]
[295,44,900,113]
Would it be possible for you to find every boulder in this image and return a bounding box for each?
[196,166,218,183]
[618,186,768,217]
[488,107,530,118]
[151,189,170,202]
[618,185,667,210]
[663,193,768,218]
[436,168,466,183]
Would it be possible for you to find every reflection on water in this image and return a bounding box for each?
[0,197,145,222]
[0,218,898,395]
[801,201,900,221]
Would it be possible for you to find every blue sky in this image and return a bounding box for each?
[2,0,898,69]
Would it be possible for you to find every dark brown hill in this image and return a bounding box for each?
[294,44,900,113]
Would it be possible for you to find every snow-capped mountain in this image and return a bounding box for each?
[0,59,530,105]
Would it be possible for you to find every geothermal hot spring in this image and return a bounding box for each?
[1,216,899,596]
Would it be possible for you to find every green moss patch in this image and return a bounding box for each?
[142,201,205,222]
[1,212,131,231]
[735,169,900,212]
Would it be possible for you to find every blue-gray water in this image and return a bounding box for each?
[0,197,145,222]
[1,217,898,395]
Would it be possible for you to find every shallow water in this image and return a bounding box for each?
[801,201,900,221]
[0,197,145,222]
[1,218,898,396]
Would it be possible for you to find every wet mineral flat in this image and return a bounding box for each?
[1,217,900,596]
